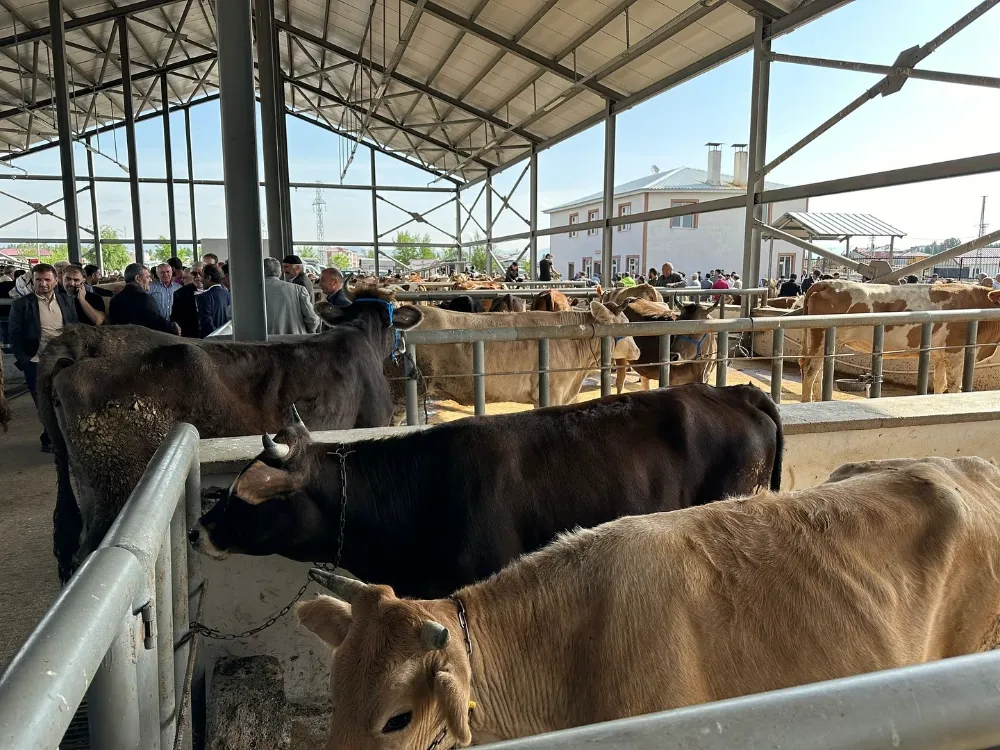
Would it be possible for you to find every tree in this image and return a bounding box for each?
[329,252,351,269]
[392,231,438,267]
[150,236,174,263]
[467,231,488,271]
[298,245,318,260]
[94,226,131,272]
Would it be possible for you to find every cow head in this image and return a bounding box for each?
[189,406,331,561]
[590,300,641,361]
[297,572,473,750]
[319,297,424,361]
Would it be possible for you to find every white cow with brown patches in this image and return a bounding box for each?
[799,280,1000,401]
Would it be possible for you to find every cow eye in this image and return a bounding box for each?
[382,711,412,733]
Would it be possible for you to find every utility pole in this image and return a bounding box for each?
[977,195,987,275]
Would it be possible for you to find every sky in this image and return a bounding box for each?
[0,0,998,259]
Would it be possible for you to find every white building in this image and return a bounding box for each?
[543,145,809,284]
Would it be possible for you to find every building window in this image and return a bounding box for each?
[626,255,640,276]
[568,262,575,279]
[669,199,698,229]
[618,203,631,231]
[777,254,795,278]
[582,258,593,278]
[568,213,579,238]
[587,209,600,235]
[594,260,602,277]
[611,256,621,276]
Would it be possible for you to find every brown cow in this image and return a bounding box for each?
[602,283,663,306]
[799,280,1000,401]
[299,455,1000,749]
[531,289,571,311]
[489,293,526,312]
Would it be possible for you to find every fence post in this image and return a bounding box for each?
[715,331,728,387]
[600,336,613,396]
[770,328,783,403]
[183,449,202,749]
[658,334,671,388]
[473,340,486,416]
[963,320,978,393]
[718,296,726,319]
[170,504,191,748]
[88,612,141,749]
[404,344,419,426]
[155,528,176,750]
[822,326,837,401]
[537,338,550,408]
[870,324,884,399]
[916,322,932,395]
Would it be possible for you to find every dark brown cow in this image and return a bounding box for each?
[489,293,526,312]
[0,353,10,432]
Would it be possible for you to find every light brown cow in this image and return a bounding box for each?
[386,302,640,408]
[530,289,571,311]
[299,455,1000,749]
[799,280,1000,401]
[601,283,663,306]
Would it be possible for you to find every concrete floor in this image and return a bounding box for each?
[0,387,61,671]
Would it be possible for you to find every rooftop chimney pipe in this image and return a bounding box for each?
[705,142,722,186]
[732,143,748,188]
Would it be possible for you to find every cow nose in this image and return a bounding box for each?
[188,527,200,544]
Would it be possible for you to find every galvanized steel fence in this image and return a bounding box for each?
[0,423,202,750]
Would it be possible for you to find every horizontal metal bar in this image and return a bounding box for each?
[770,51,1000,89]
[0,173,455,192]
[394,288,600,300]
[478,649,1000,749]
[403,307,1000,346]
[0,546,143,747]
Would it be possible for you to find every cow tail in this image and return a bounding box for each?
[747,385,784,491]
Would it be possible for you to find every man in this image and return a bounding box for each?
[538,253,554,282]
[197,263,231,337]
[778,273,801,298]
[83,264,115,298]
[171,262,204,338]
[9,263,79,451]
[282,254,315,297]
[505,262,521,282]
[800,268,821,294]
[0,264,12,282]
[202,253,219,266]
[167,256,184,284]
[61,264,105,326]
[149,262,182,319]
[109,263,179,334]
[320,266,351,307]
[658,262,685,289]
[264,257,321,335]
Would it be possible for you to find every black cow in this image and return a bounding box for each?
[191,383,783,599]
[438,294,484,313]
[489,293,526,312]
[41,288,423,583]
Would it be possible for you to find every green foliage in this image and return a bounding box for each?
[329,252,351,269]
[911,237,962,255]
[392,231,438,267]
[466,231,487,271]
[298,245,318,260]
[150,236,174,263]
[97,226,131,272]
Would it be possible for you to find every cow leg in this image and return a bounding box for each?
[641,375,651,391]
[941,355,966,394]
[615,360,628,394]
[798,330,823,402]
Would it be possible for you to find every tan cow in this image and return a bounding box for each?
[601,283,663,306]
[388,302,640,408]
[799,280,1000,402]
[299,455,1000,749]
[530,289,571,311]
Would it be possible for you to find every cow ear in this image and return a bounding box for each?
[393,305,424,330]
[589,300,615,324]
[296,595,352,649]
[232,461,299,505]
[434,670,472,746]
[317,302,348,326]
[989,290,1000,306]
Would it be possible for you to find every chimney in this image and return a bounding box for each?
[732,143,749,187]
[705,142,722,186]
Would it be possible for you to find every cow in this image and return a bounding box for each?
[298,455,1000,749]
[436,295,484,314]
[452,279,505,291]
[191,383,783,599]
[384,301,641,412]
[602,283,663,306]
[488,293,526,313]
[608,300,717,394]
[530,289,571,311]
[0,353,10,432]
[39,289,424,583]
[799,280,1000,402]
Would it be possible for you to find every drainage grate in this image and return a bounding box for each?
[59,699,89,750]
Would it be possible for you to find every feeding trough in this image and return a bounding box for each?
[835,374,873,395]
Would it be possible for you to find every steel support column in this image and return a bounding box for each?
[485,171,493,275]
[119,17,144,263]
[529,145,538,280]
[741,13,770,314]
[86,135,102,269]
[371,149,380,277]
[184,108,198,256]
[161,74,177,258]
[601,102,615,288]
[49,0,81,263]
[257,0,289,261]
[217,0,266,340]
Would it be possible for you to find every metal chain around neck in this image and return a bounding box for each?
[186,449,354,642]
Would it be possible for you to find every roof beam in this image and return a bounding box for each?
[401,0,623,101]
[726,0,787,19]
[276,19,541,146]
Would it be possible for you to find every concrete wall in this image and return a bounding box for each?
[545,193,808,283]
[195,392,1000,712]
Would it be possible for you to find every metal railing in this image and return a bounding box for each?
[402,307,1000,415]
[0,422,203,750]
[477,649,1000,749]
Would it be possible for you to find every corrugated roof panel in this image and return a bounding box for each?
[774,212,906,238]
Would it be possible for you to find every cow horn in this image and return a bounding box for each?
[308,569,365,603]
[421,621,450,651]
[262,434,289,458]
[290,404,305,428]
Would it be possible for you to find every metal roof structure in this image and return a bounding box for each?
[770,211,906,240]
[0,0,849,183]
[544,164,788,212]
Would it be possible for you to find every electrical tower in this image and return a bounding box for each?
[312,183,326,242]
[979,195,989,237]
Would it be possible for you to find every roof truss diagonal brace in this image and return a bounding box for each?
[377,192,458,241]
[489,160,531,226]
[881,227,1000,283]
[401,0,624,101]
[763,0,1000,175]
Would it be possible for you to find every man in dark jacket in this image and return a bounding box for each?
[319,267,351,307]
[282,254,315,297]
[171,262,204,338]
[197,262,231,337]
[109,263,179,334]
[505,262,521,282]
[9,262,79,450]
[538,254,553,281]
[61,264,106,326]
[800,269,821,295]
[778,273,802,298]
